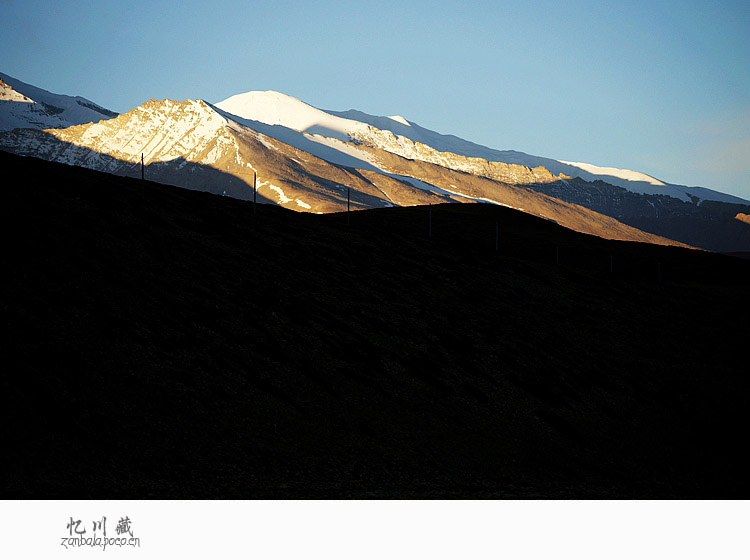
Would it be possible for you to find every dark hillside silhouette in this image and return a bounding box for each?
[2,151,749,498]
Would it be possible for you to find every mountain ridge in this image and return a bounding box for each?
[0,72,747,250]
[0,71,117,131]
[0,95,688,248]
[217,90,748,205]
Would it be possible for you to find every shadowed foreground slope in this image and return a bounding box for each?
[2,151,749,499]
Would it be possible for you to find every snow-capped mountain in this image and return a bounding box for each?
[0,97,457,212]
[216,91,747,205]
[0,89,682,246]
[0,71,747,250]
[214,90,750,251]
[216,91,567,186]
[0,71,117,131]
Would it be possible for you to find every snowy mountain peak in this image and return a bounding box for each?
[0,71,118,132]
[219,90,310,112]
[216,90,323,125]
[65,97,232,166]
[134,97,224,124]
[216,90,361,142]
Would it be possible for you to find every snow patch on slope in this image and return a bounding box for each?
[266,182,292,203]
[261,181,311,209]
[388,115,410,126]
[558,160,666,186]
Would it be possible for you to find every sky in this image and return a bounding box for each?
[2,0,749,200]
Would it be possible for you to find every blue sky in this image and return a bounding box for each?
[2,0,749,199]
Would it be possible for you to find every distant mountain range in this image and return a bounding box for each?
[216,90,747,205]
[1,71,748,251]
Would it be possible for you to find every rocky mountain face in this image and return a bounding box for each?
[346,124,568,185]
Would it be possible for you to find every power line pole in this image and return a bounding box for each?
[141,153,144,200]
[428,204,432,237]
[347,188,350,225]
[252,169,257,215]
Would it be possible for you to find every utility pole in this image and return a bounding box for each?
[347,188,350,225]
[428,204,432,237]
[141,153,144,199]
[252,169,257,215]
